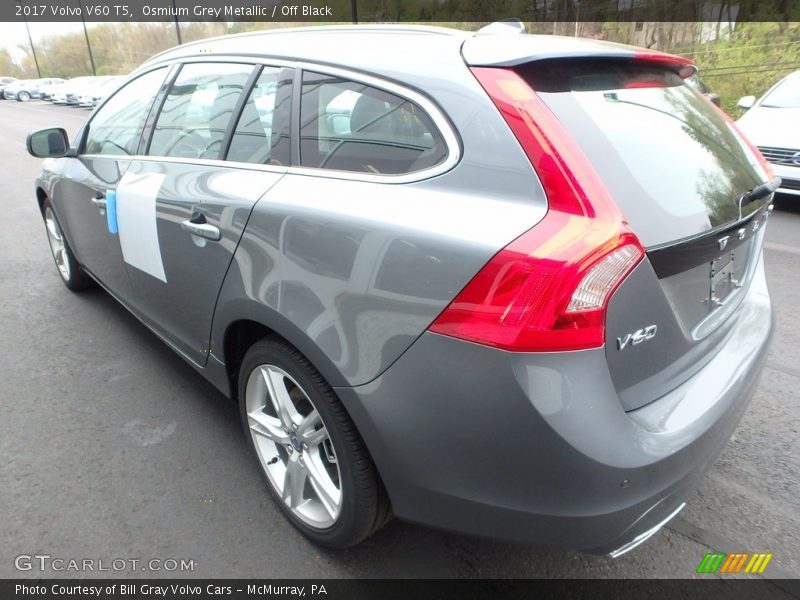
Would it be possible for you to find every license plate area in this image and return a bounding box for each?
[708,251,740,306]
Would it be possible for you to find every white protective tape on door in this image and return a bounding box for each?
[116,171,167,283]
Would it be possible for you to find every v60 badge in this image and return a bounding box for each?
[617,325,658,350]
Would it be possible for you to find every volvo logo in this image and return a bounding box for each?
[617,325,658,351]
[791,151,800,165]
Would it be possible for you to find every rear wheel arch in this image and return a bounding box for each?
[223,319,275,398]
[36,187,48,215]
[222,316,394,539]
[219,310,348,402]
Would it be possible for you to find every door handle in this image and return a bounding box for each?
[91,191,106,212]
[181,217,221,241]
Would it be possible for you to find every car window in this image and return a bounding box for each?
[148,63,253,160]
[226,67,292,166]
[84,67,168,156]
[761,75,800,108]
[518,59,764,243]
[299,71,448,175]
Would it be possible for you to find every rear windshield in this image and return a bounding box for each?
[518,60,766,247]
[761,75,800,108]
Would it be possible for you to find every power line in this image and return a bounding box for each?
[701,65,800,77]
[676,40,800,56]
[700,61,800,72]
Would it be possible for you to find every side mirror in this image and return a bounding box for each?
[27,127,71,158]
[737,96,756,110]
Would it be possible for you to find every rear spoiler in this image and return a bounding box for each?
[461,34,696,78]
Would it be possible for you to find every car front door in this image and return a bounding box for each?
[53,67,171,300]
[118,62,292,366]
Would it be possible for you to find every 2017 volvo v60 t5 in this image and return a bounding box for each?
[27,25,776,554]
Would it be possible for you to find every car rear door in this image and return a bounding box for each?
[118,61,292,366]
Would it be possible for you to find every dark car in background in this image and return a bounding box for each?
[27,25,776,554]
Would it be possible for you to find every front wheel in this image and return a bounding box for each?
[42,200,93,291]
[238,338,391,547]
[17,91,30,102]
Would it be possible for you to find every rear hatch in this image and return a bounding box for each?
[464,39,774,411]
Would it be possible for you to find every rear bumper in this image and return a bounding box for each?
[335,254,773,551]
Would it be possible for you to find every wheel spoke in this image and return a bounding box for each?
[282,458,307,508]
[262,366,298,429]
[248,410,289,444]
[45,218,61,241]
[303,425,328,447]
[298,411,326,445]
[305,453,341,518]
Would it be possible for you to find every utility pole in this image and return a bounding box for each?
[351,0,358,24]
[172,0,182,44]
[78,0,96,75]
[17,0,42,77]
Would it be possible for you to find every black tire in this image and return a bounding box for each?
[238,337,391,548]
[17,91,30,102]
[42,199,94,291]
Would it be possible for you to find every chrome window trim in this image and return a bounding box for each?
[290,60,461,184]
[91,55,462,185]
[77,153,288,175]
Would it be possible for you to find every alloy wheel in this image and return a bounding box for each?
[44,207,70,281]
[245,364,342,529]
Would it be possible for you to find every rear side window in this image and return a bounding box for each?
[149,63,253,160]
[519,60,765,246]
[84,68,168,156]
[226,67,292,166]
[299,71,448,175]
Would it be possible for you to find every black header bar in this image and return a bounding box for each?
[3,0,800,23]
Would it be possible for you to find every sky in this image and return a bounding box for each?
[0,22,91,62]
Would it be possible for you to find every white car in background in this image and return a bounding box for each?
[737,70,800,196]
[78,76,122,108]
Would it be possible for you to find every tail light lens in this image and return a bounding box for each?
[427,67,644,352]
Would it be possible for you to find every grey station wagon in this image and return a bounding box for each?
[28,24,776,554]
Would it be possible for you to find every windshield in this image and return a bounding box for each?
[518,60,766,247]
[761,75,800,108]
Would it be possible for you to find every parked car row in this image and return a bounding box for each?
[2,77,65,101]
[2,75,123,108]
[44,76,123,108]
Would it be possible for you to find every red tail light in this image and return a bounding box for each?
[427,67,644,352]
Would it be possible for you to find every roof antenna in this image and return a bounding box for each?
[477,19,526,35]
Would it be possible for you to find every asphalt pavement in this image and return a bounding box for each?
[0,100,798,581]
